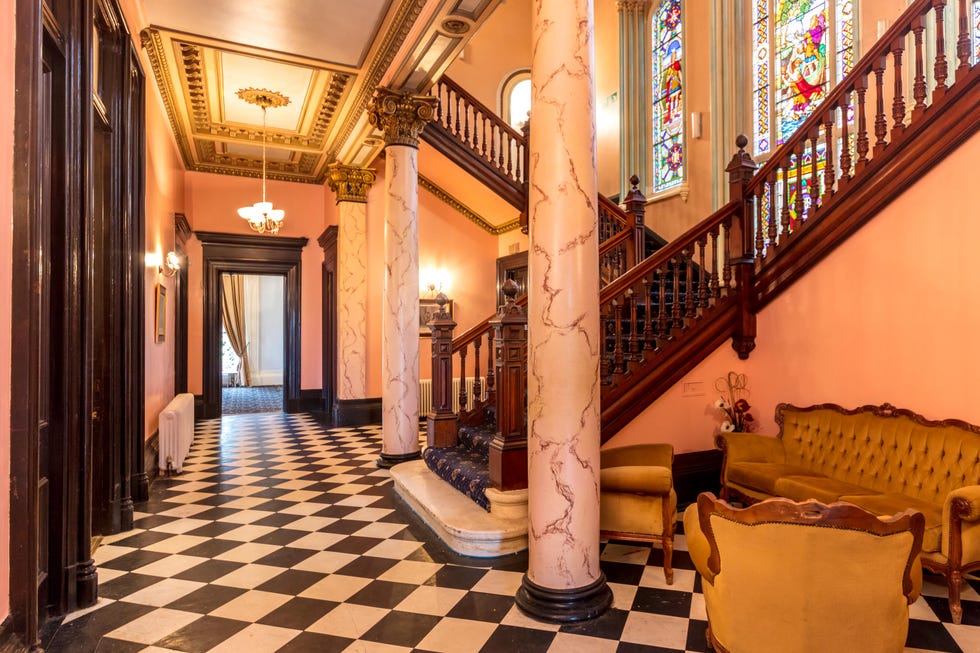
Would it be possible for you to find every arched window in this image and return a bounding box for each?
[752,0,855,157]
[501,71,531,131]
[651,0,684,193]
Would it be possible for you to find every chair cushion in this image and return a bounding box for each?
[600,465,672,494]
[727,463,824,495]
[774,475,877,504]
[840,493,943,553]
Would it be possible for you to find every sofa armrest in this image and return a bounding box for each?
[946,486,980,523]
[601,443,673,469]
[715,432,785,464]
[683,503,713,585]
[600,466,672,495]
[942,485,980,565]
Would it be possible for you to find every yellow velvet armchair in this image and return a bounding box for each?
[599,443,676,584]
[684,493,925,653]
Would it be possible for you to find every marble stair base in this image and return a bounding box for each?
[391,460,528,557]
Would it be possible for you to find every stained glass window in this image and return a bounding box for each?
[652,0,684,193]
[973,0,980,63]
[753,0,854,156]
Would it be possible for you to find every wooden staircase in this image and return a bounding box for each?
[420,0,980,504]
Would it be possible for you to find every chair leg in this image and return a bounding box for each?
[949,570,963,625]
[662,531,674,585]
[705,626,715,651]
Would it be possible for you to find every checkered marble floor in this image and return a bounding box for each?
[41,412,980,652]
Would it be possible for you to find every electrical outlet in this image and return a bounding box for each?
[682,381,705,397]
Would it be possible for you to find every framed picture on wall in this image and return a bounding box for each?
[155,283,167,343]
[419,298,453,337]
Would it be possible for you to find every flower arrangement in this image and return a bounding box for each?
[715,371,754,432]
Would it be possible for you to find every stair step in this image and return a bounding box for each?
[457,424,494,457]
[421,445,491,511]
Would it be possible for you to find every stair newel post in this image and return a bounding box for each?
[427,292,459,448]
[725,134,759,360]
[624,174,647,264]
[488,279,528,491]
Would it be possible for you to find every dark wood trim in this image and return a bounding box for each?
[334,398,383,427]
[319,226,337,420]
[174,213,190,394]
[672,449,724,507]
[495,250,528,307]
[196,230,308,418]
[291,389,328,414]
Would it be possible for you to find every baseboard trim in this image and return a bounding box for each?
[0,615,27,652]
[143,430,160,492]
[673,449,724,507]
[286,389,326,413]
[334,397,382,426]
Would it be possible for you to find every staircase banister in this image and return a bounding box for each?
[745,0,935,194]
[598,194,630,229]
[600,200,740,304]
[452,294,529,354]
[600,228,633,253]
[436,75,526,142]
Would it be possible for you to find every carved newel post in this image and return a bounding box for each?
[726,134,759,360]
[623,174,647,266]
[427,293,458,448]
[489,279,528,491]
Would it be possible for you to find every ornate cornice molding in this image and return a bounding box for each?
[325,0,428,161]
[418,175,521,235]
[326,164,377,203]
[140,28,193,165]
[367,88,438,149]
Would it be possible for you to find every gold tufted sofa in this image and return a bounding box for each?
[716,402,980,624]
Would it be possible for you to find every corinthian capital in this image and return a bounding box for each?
[326,163,377,203]
[616,0,648,14]
[367,88,438,149]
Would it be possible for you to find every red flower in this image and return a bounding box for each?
[733,399,751,413]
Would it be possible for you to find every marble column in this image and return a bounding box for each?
[326,164,376,425]
[367,88,438,468]
[515,0,612,623]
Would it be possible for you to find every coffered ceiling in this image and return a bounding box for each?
[141,0,501,184]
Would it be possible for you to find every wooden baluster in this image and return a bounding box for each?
[855,75,870,167]
[433,83,442,124]
[457,344,467,413]
[600,304,614,385]
[754,186,765,259]
[933,0,949,98]
[823,113,835,203]
[873,59,888,153]
[671,258,682,326]
[642,276,655,348]
[840,91,852,182]
[474,110,482,155]
[767,176,778,247]
[452,91,460,136]
[956,0,971,78]
[520,121,530,184]
[698,237,709,307]
[912,16,928,115]
[722,219,733,292]
[809,132,820,216]
[612,299,624,373]
[684,249,695,318]
[656,269,669,338]
[490,124,499,168]
[891,40,907,136]
[473,336,483,407]
[626,289,640,361]
[709,228,720,298]
[780,165,792,239]
[793,146,804,222]
[484,328,495,399]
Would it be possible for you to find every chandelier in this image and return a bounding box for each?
[236,88,291,235]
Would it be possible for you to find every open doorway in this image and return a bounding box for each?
[221,273,286,414]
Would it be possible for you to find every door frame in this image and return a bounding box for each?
[197,231,308,418]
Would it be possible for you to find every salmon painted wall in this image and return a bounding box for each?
[0,0,15,622]
[184,172,325,393]
[606,132,980,453]
[359,162,499,395]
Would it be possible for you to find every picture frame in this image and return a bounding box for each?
[155,283,167,343]
[419,297,453,336]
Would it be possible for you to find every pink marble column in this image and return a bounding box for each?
[326,164,376,424]
[515,0,612,622]
[367,89,437,468]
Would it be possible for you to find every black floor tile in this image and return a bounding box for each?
[254,569,324,596]
[165,584,248,613]
[346,579,417,608]
[478,624,556,652]
[275,631,353,653]
[360,610,442,647]
[446,591,515,623]
[153,615,249,653]
[256,596,339,630]
[631,587,692,618]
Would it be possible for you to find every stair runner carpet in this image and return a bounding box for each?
[422,424,495,510]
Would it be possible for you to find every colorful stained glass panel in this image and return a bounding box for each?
[753,0,771,154]
[652,0,684,192]
[973,0,980,63]
[774,0,830,146]
[836,0,854,79]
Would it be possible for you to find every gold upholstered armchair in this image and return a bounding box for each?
[599,443,676,584]
[684,493,925,653]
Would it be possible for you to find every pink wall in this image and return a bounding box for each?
[607,132,980,453]
[0,0,15,623]
[184,171,325,393]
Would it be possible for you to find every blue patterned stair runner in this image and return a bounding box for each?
[421,424,496,511]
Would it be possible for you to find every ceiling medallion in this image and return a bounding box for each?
[236,88,291,235]
[440,19,470,34]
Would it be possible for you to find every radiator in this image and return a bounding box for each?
[419,377,486,415]
[159,393,195,474]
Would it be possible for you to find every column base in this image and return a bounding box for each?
[515,572,613,623]
[376,450,422,469]
[76,559,99,609]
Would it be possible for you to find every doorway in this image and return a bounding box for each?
[221,273,286,415]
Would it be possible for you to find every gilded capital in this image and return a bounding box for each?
[366,88,438,149]
[616,0,648,14]
[326,163,377,203]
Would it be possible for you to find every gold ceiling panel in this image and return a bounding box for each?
[141,27,356,184]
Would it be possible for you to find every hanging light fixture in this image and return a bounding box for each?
[235,88,291,235]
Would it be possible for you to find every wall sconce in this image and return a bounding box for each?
[420,267,452,297]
